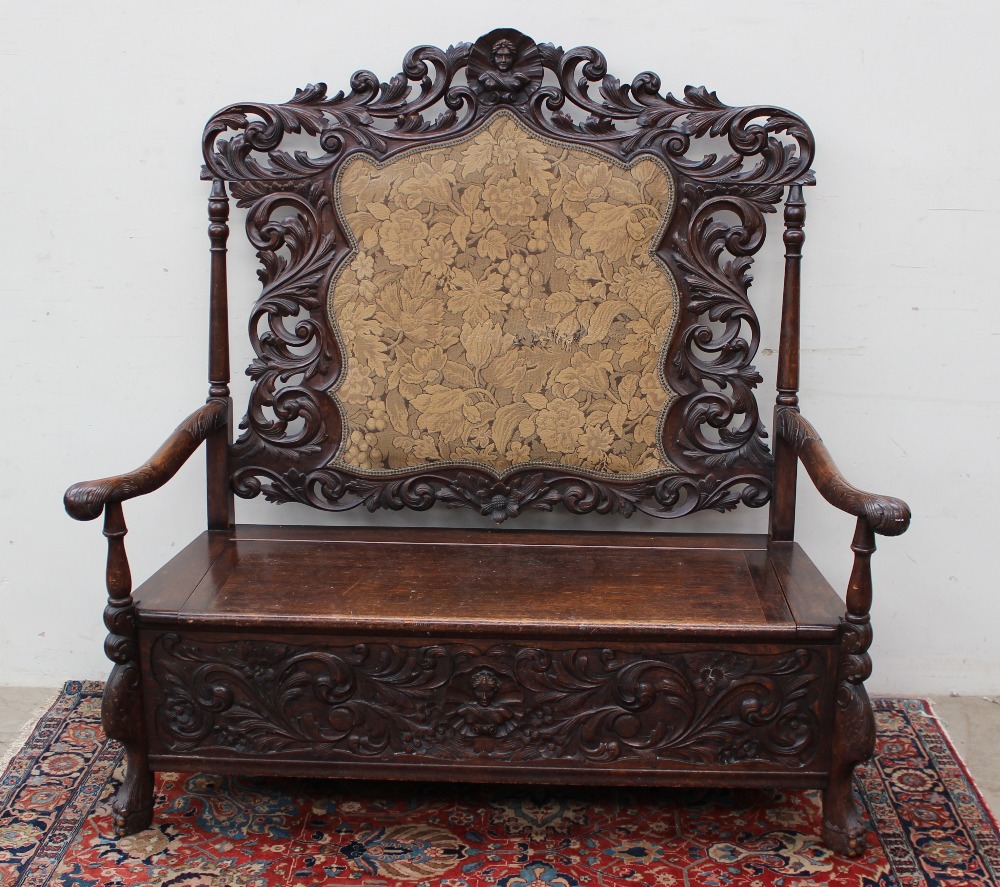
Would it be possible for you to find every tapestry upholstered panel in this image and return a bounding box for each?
[199,27,818,520]
[330,113,678,476]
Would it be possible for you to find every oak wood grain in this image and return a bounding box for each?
[132,529,841,640]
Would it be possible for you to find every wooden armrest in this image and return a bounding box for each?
[775,409,911,536]
[64,399,228,521]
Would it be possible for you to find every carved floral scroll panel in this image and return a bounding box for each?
[149,633,827,769]
[202,28,815,521]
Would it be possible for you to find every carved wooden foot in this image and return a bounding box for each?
[112,749,154,836]
[103,660,155,836]
[821,765,867,856]
[822,619,876,857]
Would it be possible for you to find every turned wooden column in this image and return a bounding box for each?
[206,178,234,530]
[770,184,806,541]
[101,502,154,835]
[822,517,878,856]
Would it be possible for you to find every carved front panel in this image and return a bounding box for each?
[148,634,826,769]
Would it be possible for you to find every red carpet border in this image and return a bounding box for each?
[1,682,998,886]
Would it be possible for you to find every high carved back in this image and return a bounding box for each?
[201,28,815,523]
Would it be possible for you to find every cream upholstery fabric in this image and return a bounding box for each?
[329,113,679,475]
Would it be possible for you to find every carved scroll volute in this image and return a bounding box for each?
[229,188,342,484]
[101,503,154,835]
[662,186,771,477]
[150,635,822,767]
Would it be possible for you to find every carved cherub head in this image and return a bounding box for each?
[467,29,542,104]
[492,38,516,72]
[471,667,501,706]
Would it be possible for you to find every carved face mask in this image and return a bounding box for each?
[492,40,515,71]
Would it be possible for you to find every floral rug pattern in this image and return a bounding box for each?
[1,683,998,886]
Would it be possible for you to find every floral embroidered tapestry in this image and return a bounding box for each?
[329,113,679,476]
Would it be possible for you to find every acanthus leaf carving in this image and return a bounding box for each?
[230,186,340,468]
[203,30,814,193]
[433,472,562,521]
[664,184,773,472]
[229,465,770,523]
[212,30,814,521]
[151,634,822,768]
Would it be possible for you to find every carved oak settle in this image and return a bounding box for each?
[65,29,910,857]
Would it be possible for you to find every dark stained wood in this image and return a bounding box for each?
[233,524,771,549]
[140,630,836,775]
[205,398,233,531]
[768,542,844,640]
[145,752,833,790]
[743,549,795,628]
[204,29,817,522]
[775,409,911,535]
[823,519,878,856]
[63,29,911,858]
[205,178,234,531]
[131,531,231,616]
[138,531,812,640]
[64,400,228,521]
[771,408,909,856]
[770,185,807,542]
[206,179,231,403]
[99,503,153,836]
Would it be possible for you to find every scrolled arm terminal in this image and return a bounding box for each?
[775,408,911,536]
[64,399,228,521]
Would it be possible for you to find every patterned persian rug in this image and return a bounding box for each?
[1,683,998,886]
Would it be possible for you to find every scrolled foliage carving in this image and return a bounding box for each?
[230,187,341,469]
[664,185,772,473]
[203,33,813,198]
[151,634,822,767]
[207,29,816,521]
[229,464,773,523]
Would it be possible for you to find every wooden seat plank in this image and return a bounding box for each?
[769,541,846,640]
[133,527,841,641]
[131,530,230,617]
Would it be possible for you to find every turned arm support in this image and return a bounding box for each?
[775,408,911,537]
[64,399,229,521]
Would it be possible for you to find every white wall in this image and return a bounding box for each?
[2,1,997,694]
